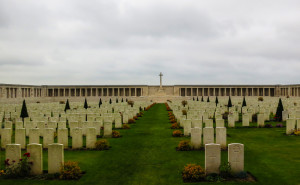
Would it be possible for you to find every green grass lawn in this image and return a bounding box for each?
[0,103,300,185]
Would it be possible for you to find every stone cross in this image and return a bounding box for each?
[159,72,163,89]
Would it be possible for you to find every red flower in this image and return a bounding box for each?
[12,160,16,163]
[19,159,23,161]
[23,153,30,157]
[4,159,10,166]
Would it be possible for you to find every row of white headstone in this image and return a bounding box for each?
[6,143,63,175]
[1,126,110,149]
[205,143,244,175]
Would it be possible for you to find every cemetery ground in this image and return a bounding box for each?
[0,103,300,185]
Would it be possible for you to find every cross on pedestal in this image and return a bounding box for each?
[159,72,163,90]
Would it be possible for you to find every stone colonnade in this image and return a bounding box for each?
[46,87,143,97]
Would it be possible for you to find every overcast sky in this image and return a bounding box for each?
[0,0,299,86]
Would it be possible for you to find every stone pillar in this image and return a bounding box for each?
[191,128,202,149]
[15,128,26,149]
[86,127,96,149]
[103,122,112,137]
[228,143,244,174]
[6,144,21,164]
[72,128,83,149]
[203,127,214,145]
[57,128,68,149]
[29,128,40,144]
[43,128,54,148]
[48,143,64,174]
[1,128,11,148]
[27,143,43,175]
[205,143,221,174]
[216,127,226,149]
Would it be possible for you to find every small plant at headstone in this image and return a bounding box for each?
[235,171,248,179]
[206,173,223,182]
[182,164,205,182]
[171,123,180,129]
[59,101,65,104]
[177,140,191,151]
[133,116,138,120]
[172,130,182,137]
[293,129,300,136]
[222,112,229,120]
[59,161,82,180]
[219,162,232,179]
[112,130,121,138]
[95,139,110,150]
[276,123,283,128]
[193,97,195,101]
[4,153,32,179]
[128,119,135,124]
[264,123,273,128]
[182,110,187,116]
[127,100,134,107]
[181,100,187,107]
[122,123,130,129]
[258,97,264,101]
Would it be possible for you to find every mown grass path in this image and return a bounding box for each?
[0,103,300,185]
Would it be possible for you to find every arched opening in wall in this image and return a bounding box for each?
[119,88,124,96]
[198,88,203,96]
[103,88,107,96]
[81,89,86,96]
[270,88,275,97]
[180,88,185,96]
[136,88,142,96]
[87,88,91,96]
[187,88,191,96]
[226,88,230,96]
[204,88,208,96]
[242,88,246,96]
[264,88,269,96]
[215,88,219,96]
[125,88,129,96]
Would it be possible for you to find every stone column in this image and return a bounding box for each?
[48,143,64,174]
[205,143,221,174]
[27,143,43,175]
[228,143,244,174]
[5,144,21,164]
